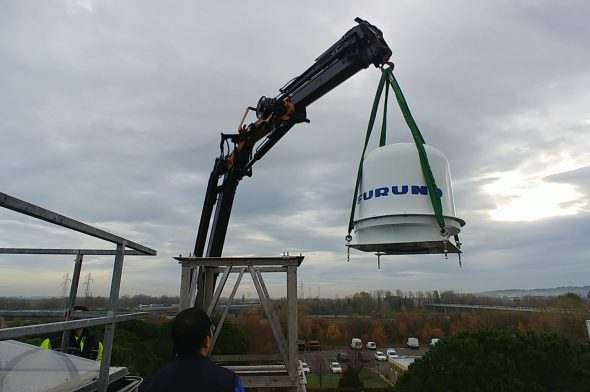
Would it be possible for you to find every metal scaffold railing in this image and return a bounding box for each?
[176,255,307,391]
[0,191,157,392]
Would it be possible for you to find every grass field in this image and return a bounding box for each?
[305,372,390,389]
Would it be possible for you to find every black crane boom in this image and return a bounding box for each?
[192,18,392,308]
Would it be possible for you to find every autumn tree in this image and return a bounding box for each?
[554,292,586,310]
[310,317,327,340]
[236,315,276,354]
[325,323,342,345]
[370,324,387,346]
[419,323,444,343]
[345,317,373,341]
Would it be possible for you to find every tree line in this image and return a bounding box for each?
[278,290,589,347]
[2,289,587,312]
[297,289,590,315]
[5,289,589,381]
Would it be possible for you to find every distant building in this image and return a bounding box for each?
[388,356,418,385]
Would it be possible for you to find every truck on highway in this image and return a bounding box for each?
[407,337,420,348]
[351,338,362,349]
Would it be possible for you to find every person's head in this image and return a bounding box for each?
[72,305,89,337]
[171,307,215,357]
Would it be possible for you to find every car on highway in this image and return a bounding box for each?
[307,340,321,351]
[329,362,342,374]
[337,352,349,362]
[366,341,377,350]
[386,348,398,359]
[374,351,387,361]
[300,361,310,374]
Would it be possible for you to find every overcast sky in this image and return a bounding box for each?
[1,1,589,300]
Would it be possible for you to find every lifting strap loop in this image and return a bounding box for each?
[347,71,388,234]
[347,67,446,238]
[379,81,389,147]
[348,73,386,235]
[385,68,446,233]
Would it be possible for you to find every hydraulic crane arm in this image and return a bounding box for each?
[193,18,392,273]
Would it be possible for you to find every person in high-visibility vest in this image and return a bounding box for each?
[40,305,103,360]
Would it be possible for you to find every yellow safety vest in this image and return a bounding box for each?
[40,335,103,360]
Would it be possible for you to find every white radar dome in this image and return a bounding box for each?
[349,143,465,255]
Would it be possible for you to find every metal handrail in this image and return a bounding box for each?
[0,191,157,392]
[0,312,149,340]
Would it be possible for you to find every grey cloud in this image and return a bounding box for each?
[545,166,590,197]
[2,1,589,297]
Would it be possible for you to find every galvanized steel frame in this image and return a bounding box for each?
[0,192,154,254]
[176,255,303,391]
[0,312,149,340]
[0,191,157,392]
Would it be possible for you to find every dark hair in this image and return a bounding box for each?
[171,307,211,357]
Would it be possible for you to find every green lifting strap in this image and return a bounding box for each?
[347,71,388,235]
[385,68,446,233]
[347,67,447,237]
[380,80,389,147]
